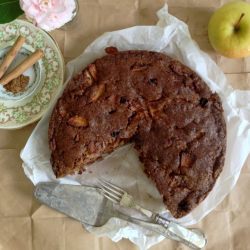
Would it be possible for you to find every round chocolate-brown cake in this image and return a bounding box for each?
[49,47,226,218]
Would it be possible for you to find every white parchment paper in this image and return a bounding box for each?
[21,5,250,249]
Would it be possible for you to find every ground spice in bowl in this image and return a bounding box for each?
[4,74,29,94]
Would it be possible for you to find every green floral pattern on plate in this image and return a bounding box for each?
[0,20,64,129]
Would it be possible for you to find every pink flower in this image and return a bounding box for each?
[20,0,77,31]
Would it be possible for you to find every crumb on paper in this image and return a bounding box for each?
[4,75,29,94]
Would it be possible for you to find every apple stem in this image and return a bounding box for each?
[235,13,245,31]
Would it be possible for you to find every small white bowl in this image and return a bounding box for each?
[0,44,45,107]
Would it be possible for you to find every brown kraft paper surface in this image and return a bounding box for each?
[0,0,250,249]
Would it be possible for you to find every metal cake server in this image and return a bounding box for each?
[34,182,205,249]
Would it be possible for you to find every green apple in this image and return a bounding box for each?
[208,1,250,58]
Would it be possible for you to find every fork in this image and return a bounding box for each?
[98,178,207,250]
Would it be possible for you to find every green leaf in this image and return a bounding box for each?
[0,0,24,24]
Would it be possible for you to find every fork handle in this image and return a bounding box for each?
[134,204,154,218]
[155,216,207,250]
[118,212,206,250]
[137,210,206,249]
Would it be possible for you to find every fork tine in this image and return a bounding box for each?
[99,178,125,194]
[101,190,120,203]
[99,182,123,199]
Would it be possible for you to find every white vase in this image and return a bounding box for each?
[60,0,79,30]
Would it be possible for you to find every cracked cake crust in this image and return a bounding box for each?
[48,48,226,218]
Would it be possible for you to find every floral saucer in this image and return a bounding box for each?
[0,19,64,129]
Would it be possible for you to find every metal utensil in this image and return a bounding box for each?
[34,182,162,227]
[34,182,206,249]
[99,179,207,250]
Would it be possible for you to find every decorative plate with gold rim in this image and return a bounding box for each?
[0,19,64,129]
